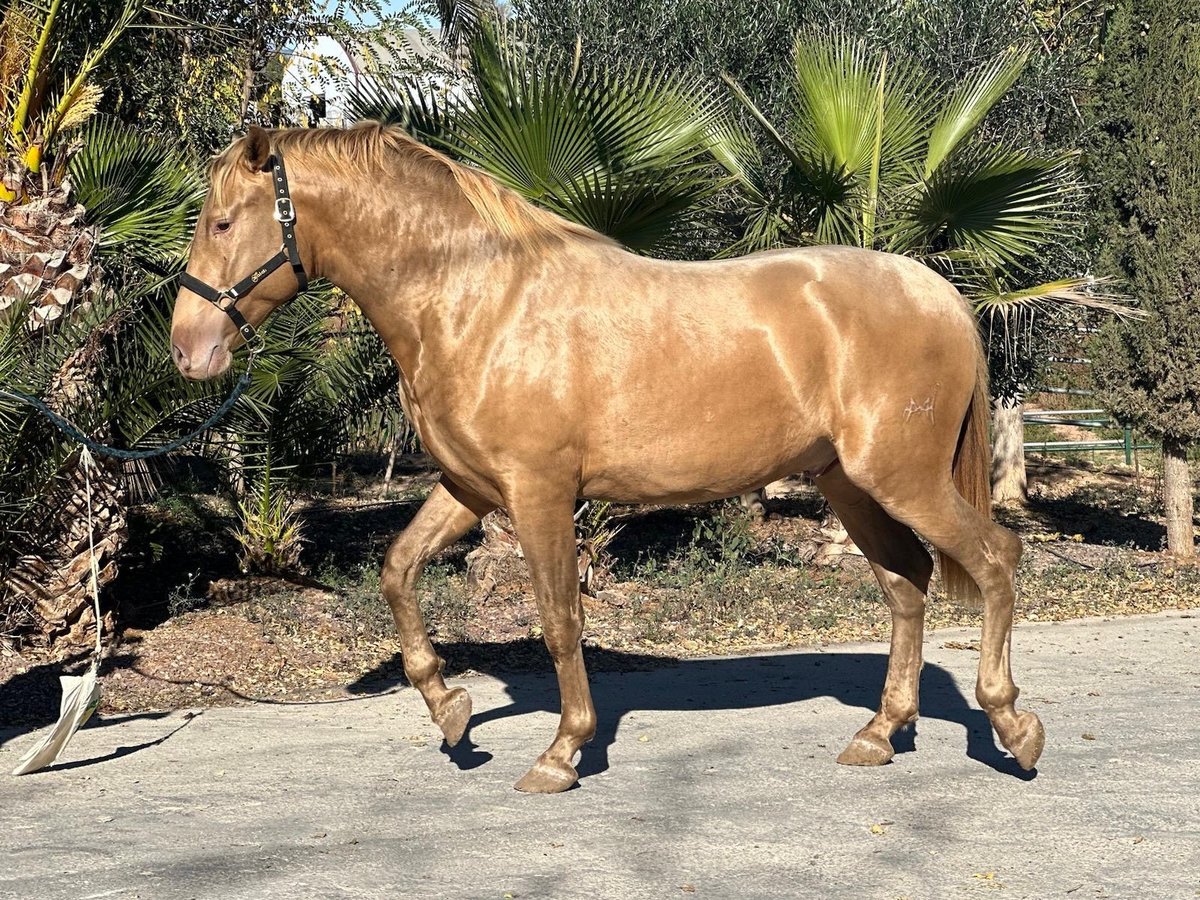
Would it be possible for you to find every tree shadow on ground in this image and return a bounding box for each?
[348,640,1035,783]
[996,496,1166,550]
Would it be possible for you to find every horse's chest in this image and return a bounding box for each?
[396,378,500,501]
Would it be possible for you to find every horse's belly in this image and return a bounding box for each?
[579,412,831,504]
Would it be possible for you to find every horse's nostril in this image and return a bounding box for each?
[171,343,190,371]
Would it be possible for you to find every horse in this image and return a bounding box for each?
[170,122,1044,793]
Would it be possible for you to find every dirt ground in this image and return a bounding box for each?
[2,455,1198,729]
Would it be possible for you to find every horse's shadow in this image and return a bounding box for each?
[349,642,1036,782]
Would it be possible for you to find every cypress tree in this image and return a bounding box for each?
[1089,0,1200,556]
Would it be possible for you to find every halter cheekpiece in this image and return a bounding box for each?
[179,151,309,348]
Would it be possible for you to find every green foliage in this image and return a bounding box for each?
[233,455,305,576]
[69,116,204,268]
[723,35,1076,270]
[630,503,761,589]
[1088,0,1200,447]
[689,504,758,575]
[89,0,421,157]
[347,23,742,254]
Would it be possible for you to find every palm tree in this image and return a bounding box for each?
[0,111,204,647]
[0,0,203,646]
[346,23,743,256]
[721,34,1129,503]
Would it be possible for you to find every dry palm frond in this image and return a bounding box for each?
[970,276,1142,320]
[968,275,1142,371]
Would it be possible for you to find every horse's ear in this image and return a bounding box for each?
[242,125,271,173]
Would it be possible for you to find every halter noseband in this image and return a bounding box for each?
[180,151,309,348]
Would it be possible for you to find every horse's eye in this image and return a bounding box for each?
[214,220,232,234]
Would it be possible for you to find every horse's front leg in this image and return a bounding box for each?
[506,486,596,793]
[382,476,495,746]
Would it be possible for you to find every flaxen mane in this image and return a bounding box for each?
[211,121,616,251]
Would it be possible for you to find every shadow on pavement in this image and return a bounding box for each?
[349,641,1036,783]
[0,655,183,752]
[38,711,203,773]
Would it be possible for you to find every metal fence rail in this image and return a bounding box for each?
[1023,405,1153,464]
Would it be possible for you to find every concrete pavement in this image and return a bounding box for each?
[2,610,1198,899]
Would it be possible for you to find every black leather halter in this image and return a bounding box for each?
[180,151,309,348]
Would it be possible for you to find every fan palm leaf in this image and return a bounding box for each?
[347,24,739,254]
[888,145,1078,267]
[68,116,204,268]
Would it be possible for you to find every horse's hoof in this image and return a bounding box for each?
[514,758,578,793]
[432,688,472,747]
[837,732,894,766]
[1003,710,1045,771]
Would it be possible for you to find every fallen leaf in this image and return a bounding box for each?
[680,885,696,893]
[1082,733,1096,741]
[638,734,649,743]
[1133,835,1144,844]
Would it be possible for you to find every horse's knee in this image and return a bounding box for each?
[541,613,584,659]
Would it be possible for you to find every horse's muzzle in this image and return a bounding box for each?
[172,338,231,381]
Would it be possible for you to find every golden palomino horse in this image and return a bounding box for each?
[171,123,1044,793]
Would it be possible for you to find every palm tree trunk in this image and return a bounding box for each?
[991,396,1027,504]
[1162,439,1195,557]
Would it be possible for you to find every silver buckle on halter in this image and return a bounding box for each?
[273,197,295,224]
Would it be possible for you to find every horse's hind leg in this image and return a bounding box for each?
[874,479,1045,770]
[381,476,495,746]
[816,464,933,766]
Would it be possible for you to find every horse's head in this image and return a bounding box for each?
[171,126,306,380]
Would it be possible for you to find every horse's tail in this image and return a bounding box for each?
[939,339,991,607]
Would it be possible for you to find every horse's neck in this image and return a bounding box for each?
[304,165,500,376]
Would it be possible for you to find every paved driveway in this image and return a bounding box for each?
[2,610,1198,899]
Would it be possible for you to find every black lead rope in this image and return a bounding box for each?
[1,149,309,461]
[0,360,255,462]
